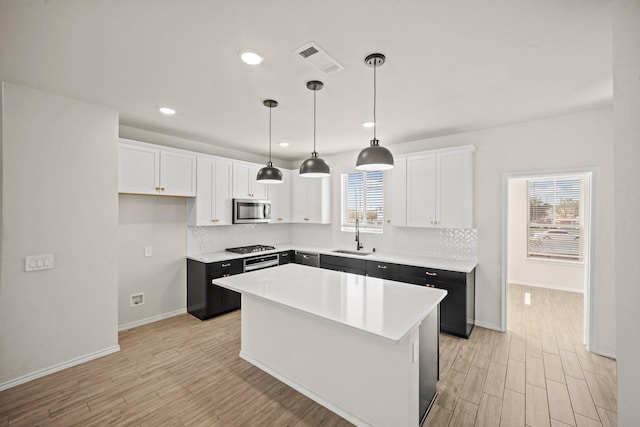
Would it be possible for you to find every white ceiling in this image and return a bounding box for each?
[0,0,612,162]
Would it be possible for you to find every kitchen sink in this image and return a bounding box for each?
[332,249,373,256]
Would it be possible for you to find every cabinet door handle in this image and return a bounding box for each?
[425,271,437,276]
[426,284,435,288]
[281,253,288,257]
[155,187,160,191]
[223,274,230,277]
[221,263,231,267]
[304,217,309,221]
[377,265,387,269]
[160,187,165,191]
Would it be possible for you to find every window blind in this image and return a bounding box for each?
[527,177,583,261]
[341,171,384,232]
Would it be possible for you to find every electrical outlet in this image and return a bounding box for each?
[130,293,145,307]
[25,254,55,272]
[144,246,152,257]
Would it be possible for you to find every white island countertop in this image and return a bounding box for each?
[213,263,447,343]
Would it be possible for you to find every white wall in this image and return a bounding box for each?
[118,195,189,329]
[297,107,615,355]
[613,0,640,424]
[507,178,584,292]
[0,82,119,388]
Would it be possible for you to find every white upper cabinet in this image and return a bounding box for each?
[269,169,292,223]
[399,146,474,229]
[291,172,331,224]
[118,139,196,197]
[389,156,407,227]
[187,156,233,226]
[232,162,269,200]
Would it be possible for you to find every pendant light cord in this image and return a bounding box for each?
[313,89,317,153]
[268,105,272,162]
[373,60,377,140]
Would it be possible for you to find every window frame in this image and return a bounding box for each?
[526,175,584,262]
[340,170,384,234]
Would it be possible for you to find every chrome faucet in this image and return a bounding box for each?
[355,218,363,251]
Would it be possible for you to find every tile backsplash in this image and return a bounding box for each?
[188,222,476,262]
[187,224,293,255]
[290,224,477,261]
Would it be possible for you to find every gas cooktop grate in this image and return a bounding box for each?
[225,245,276,254]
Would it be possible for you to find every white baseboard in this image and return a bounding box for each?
[474,320,504,332]
[589,347,616,359]
[118,308,186,332]
[509,280,584,294]
[0,345,120,392]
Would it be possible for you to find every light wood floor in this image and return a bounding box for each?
[0,284,616,426]
[425,284,617,427]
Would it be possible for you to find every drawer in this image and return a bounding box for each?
[366,260,400,280]
[399,265,466,284]
[278,251,294,264]
[320,254,366,270]
[209,259,243,275]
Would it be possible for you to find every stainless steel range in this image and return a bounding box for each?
[225,245,279,272]
[225,244,276,254]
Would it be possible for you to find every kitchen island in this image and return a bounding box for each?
[213,263,447,427]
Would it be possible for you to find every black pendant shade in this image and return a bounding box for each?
[356,138,395,171]
[356,53,394,171]
[257,99,283,184]
[299,152,331,177]
[256,160,283,183]
[300,80,330,178]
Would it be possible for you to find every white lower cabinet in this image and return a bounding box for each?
[187,156,233,226]
[118,139,196,197]
[393,146,474,229]
[291,173,331,224]
[269,169,292,223]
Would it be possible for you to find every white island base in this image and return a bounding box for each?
[213,264,445,427]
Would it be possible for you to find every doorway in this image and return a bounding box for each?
[501,169,594,350]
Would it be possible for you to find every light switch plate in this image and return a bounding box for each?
[144,246,152,257]
[25,254,55,272]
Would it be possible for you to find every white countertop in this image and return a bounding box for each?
[187,244,477,273]
[213,263,447,343]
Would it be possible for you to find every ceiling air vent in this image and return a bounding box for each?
[294,42,345,75]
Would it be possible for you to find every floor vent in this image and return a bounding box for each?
[294,42,344,75]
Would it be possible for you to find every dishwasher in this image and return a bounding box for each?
[295,251,320,267]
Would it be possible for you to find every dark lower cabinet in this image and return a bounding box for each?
[400,265,475,338]
[187,258,243,320]
[278,250,295,265]
[320,254,366,276]
[365,260,400,281]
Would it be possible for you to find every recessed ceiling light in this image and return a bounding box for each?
[239,49,264,65]
[362,121,375,128]
[279,142,289,147]
[159,107,176,115]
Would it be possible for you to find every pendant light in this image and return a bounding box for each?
[299,80,330,177]
[256,99,283,184]
[356,53,394,171]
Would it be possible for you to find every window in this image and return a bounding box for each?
[527,176,584,261]
[341,171,384,233]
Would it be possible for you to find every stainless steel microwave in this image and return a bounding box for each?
[233,199,271,224]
